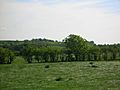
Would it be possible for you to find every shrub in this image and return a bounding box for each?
[12,57,26,69]
[45,65,49,68]
[12,57,26,64]
[89,62,93,65]
[55,77,63,81]
[91,65,98,68]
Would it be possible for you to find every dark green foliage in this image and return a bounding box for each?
[63,34,89,61]
[0,47,15,64]
[0,34,120,64]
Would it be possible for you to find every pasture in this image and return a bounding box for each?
[0,61,120,90]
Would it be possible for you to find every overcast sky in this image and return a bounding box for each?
[0,0,120,44]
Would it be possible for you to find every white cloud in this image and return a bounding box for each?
[0,1,120,44]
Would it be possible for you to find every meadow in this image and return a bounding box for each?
[0,60,120,90]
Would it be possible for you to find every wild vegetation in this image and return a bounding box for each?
[0,34,120,64]
[0,34,120,89]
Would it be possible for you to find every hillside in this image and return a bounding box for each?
[0,61,120,89]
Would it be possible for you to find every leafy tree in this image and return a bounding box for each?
[34,48,42,63]
[0,47,15,64]
[64,34,89,61]
[21,44,34,63]
[48,46,61,62]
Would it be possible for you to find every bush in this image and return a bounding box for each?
[91,65,98,68]
[89,62,93,65]
[45,65,49,68]
[12,57,26,64]
[12,57,26,69]
[55,77,63,81]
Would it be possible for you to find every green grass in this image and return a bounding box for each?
[0,61,120,90]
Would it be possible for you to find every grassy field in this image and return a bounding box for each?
[0,61,120,90]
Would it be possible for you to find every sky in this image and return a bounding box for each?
[0,0,120,44]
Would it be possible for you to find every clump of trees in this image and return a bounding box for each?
[0,34,120,64]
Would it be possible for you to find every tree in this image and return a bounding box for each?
[0,47,15,64]
[89,46,100,61]
[63,34,89,61]
[109,45,119,60]
[48,46,61,62]
[34,48,42,63]
[21,44,34,63]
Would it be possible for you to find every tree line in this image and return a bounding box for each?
[0,34,120,64]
